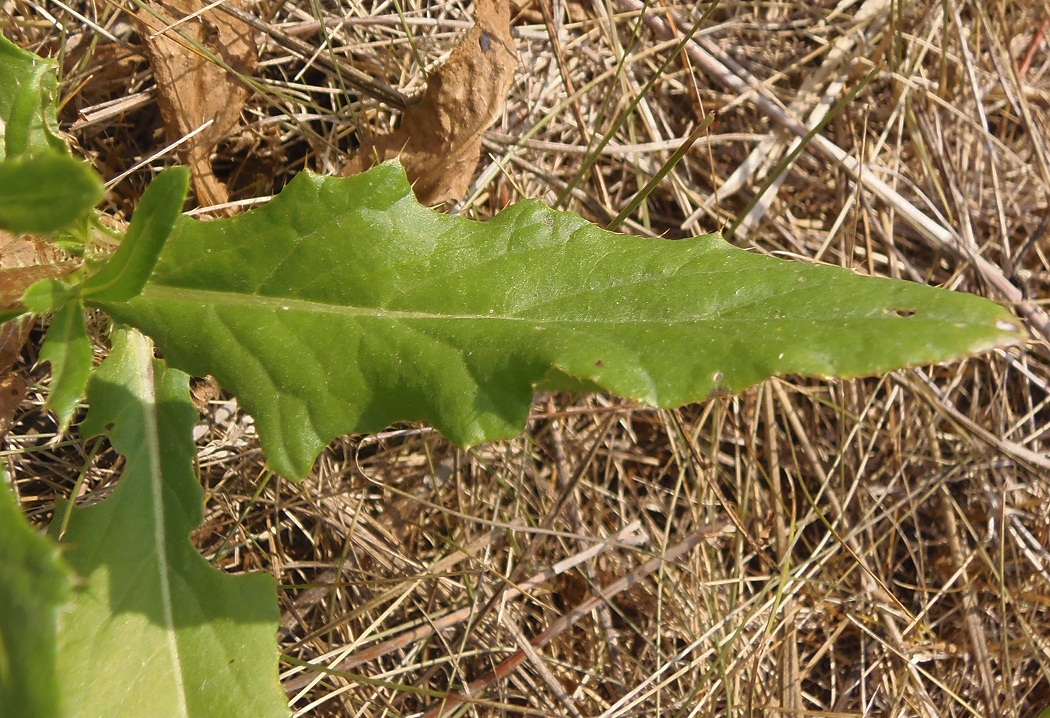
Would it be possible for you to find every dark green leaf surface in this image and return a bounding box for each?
[37,300,91,432]
[100,162,1024,479]
[0,472,70,718]
[0,152,103,233]
[81,167,189,302]
[55,329,287,718]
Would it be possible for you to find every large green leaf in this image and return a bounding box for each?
[0,472,70,718]
[54,329,287,718]
[99,162,1023,479]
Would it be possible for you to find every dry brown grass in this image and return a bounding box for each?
[5,0,1050,715]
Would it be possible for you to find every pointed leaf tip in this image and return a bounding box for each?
[96,161,1022,479]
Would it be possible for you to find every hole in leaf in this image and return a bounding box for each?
[885,307,917,318]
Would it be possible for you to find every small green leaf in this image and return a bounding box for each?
[98,162,1024,479]
[38,300,92,432]
[22,277,74,314]
[80,167,189,302]
[0,152,104,234]
[0,34,64,160]
[55,328,287,718]
[0,471,71,718]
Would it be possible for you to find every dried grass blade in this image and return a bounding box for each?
[419,520,732,718]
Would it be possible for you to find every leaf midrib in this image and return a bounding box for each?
[128,331,190,717]
[140,285,948,326]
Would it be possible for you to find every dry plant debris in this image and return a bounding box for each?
[0,236,70,440]
[0,316,31,439]
[5,0,1050,715]
[340,0,517,204]
[133,0,256,208]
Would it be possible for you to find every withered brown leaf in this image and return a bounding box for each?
[0,233,74,317]
[0,374,26,440]
[135,0,257,209]
[0,234,67,438]
[341,0,517,205]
